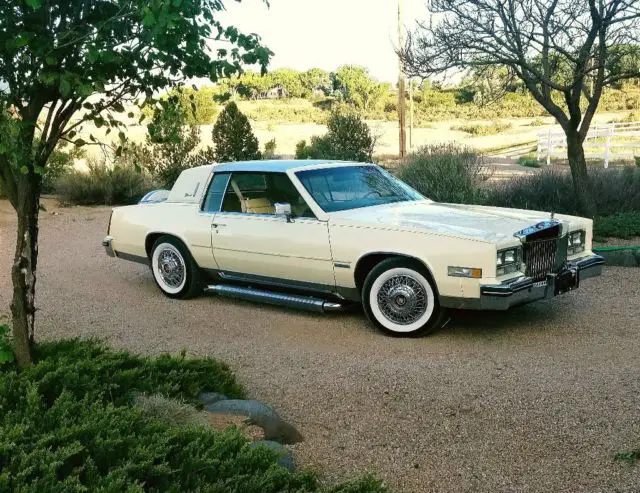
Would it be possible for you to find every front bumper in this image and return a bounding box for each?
[102,236,116,257]
[442,254,605,310]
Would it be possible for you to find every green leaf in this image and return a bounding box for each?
[118,131,126,143]
[74,138,86,147]
[127,112,135,118]
[25,0,41,10]
[115,145,123,157]
[113,102,125,113]
[20,165,28,175]
[45,55,57,65]
[60,78,71,97]
[143,10,156,27]
[0,348,14,364]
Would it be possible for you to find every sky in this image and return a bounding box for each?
[218,0,430,83]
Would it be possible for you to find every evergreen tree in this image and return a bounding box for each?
[212,102,261,162]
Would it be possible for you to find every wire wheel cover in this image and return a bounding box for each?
[376,274,428,325]
[157,248,185,288]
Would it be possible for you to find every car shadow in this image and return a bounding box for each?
[442,300,564,338]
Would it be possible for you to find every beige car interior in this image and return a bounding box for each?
[222,173,315,218]
[229,180,274,214]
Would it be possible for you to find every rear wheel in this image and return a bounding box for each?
[150,236,201,299]
[362,258,445,337]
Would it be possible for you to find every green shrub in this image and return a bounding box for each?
[518,156,542,168]
[594,212,640,239]
[397,143,490,203]
[295,110,374,162]
[485,166,640,217]
[56,160,155,205]
[451,121,512,136]
[212,101,261,162]
[42,144,84,193]
[0,338,387,492]
[263,138,277,159]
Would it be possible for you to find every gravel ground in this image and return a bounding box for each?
[1,199,640,493]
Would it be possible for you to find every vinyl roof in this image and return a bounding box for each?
[212,159,360,173]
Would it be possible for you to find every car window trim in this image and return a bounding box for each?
[200,171,231,214]
[218,170,318,220]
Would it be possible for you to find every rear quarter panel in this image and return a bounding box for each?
[109,202,217,269]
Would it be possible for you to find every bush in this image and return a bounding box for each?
[518,156,542,168]
[295,110,374,162]
[56,159,154,205]
[397,143,490,203]
[450,121,512,136]
[212,102,261,162]
[0,337,387,492]
[42,144,84,193]
[594,212,640,239]
[263,138,277,159]
[486,166,640,217]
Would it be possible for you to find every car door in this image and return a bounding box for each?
[210,171,335,290]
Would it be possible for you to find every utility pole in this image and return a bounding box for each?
[398,0,407,159]
[409,78,414,149]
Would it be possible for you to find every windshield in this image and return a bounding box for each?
[295,165,424,212]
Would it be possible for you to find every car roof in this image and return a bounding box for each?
[211,159,363,173]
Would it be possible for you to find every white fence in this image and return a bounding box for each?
[536,121,640,168]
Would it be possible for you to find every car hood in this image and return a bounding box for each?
[329,200,582,244]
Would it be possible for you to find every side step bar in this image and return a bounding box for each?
[204,284,344,313]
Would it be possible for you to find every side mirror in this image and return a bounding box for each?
[274,202,293,223]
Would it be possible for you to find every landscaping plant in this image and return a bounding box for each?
[212,102,262,162]
[0,337,387,492]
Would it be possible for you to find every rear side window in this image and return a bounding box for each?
[202,173,230,213]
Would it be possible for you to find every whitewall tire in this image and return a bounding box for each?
[150,236,201,299]
[362,258,445,337]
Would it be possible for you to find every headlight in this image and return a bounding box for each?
[496,247,522,277]
[567,230,586,255]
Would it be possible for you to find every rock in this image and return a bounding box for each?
[204,413,264,441]
[249,440,294,471]
[205,399,303,444]
[204,399,278,420]
[251,416,304,445]
[198,392,228,406]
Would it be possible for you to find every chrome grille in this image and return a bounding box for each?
[523,237,559,281]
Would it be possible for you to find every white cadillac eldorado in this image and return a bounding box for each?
[103,160,604,336]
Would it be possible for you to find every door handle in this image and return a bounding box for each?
[212,223,226,228]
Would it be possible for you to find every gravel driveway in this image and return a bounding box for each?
[1,199,639,493]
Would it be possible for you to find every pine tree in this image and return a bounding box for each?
[212,102,261,162]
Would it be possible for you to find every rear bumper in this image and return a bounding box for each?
[441,254,605,310]
[102,236,116,257]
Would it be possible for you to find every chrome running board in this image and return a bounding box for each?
[204,284,344,313]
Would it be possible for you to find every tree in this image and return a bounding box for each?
[0,0,270,366]
[134,99,214,188]
[269,68,305,98]
[212,102,261,162]
[402,0,640,216]
[333,66,389,111]
[301,68,332,96]
[295,109,375,162]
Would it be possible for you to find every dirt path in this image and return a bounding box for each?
[1,199,639,492]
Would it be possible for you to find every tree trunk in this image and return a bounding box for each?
[10,176,40,366]
[565,129,596,218]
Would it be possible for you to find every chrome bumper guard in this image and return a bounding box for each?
[102,236,116,257]
[441,254,605,310]
[478,254,605,310]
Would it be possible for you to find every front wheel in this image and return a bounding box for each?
[362,258,446,337]
[150,236,201,299]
